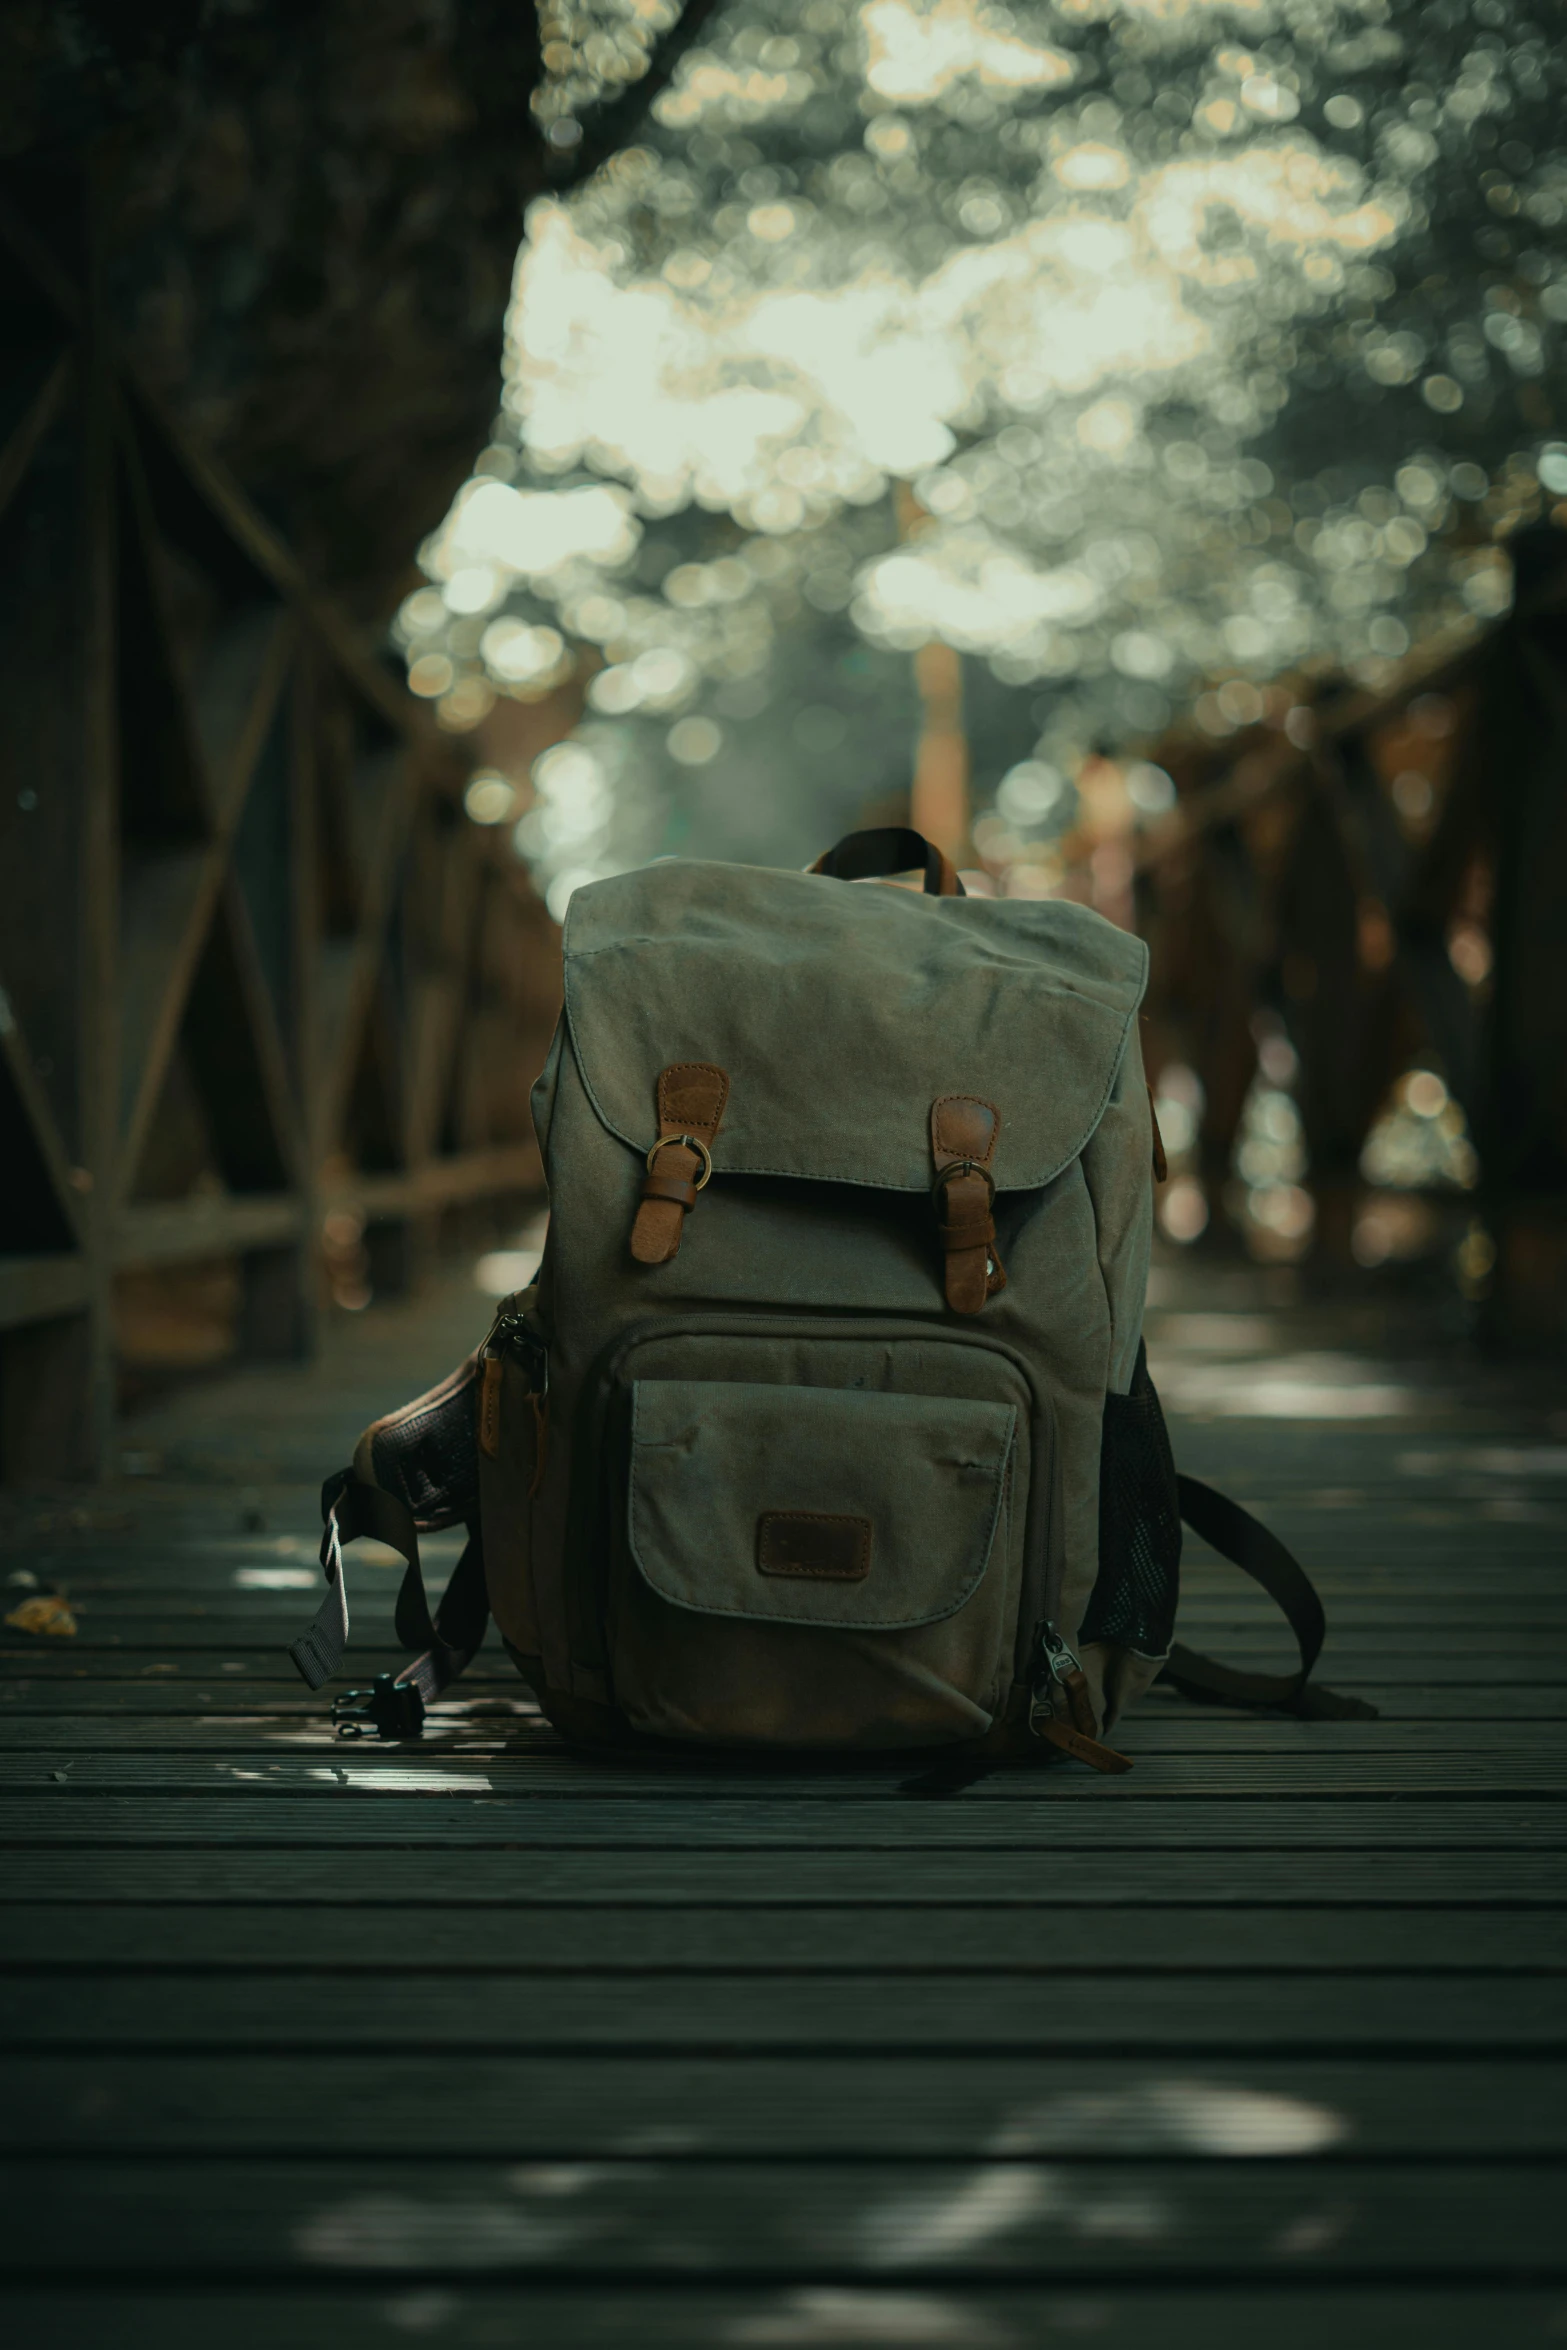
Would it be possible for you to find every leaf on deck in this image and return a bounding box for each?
[5,1593,79,1637]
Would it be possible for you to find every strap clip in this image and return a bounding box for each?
[332,1673,426,1741]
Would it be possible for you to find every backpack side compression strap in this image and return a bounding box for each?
[288,1470,489,1712]
[1163,1473,1376,1721]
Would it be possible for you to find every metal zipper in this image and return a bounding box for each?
[1028,1622,1083,1733]
[1028,1620,1133,1772]
[484,1302,548,1396]
[479,1302,549,1490]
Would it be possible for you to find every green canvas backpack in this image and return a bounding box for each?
[293,827,1356,1768]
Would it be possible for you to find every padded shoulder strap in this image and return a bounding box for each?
[1164,1474,1375,1721]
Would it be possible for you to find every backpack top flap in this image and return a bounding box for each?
[563,859,1148,1193]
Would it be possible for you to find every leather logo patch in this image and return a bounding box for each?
[757,1510,872,1581]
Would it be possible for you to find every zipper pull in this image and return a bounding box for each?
[1030,1623,1132,1774]
[1033,1625,1093,1731]
[483,1300,548,1387]
[1040,1624,1082,1687]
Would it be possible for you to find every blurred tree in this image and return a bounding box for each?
[396,0,1565,899]
[0,0,721,614]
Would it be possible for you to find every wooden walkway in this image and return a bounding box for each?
[3,1263,1566,2346]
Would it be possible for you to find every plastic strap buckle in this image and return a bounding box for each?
[332,1674,427,1742]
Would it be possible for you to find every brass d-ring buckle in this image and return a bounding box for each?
[647,1134,713,1190]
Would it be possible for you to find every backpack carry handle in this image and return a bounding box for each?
[810,826,965,897]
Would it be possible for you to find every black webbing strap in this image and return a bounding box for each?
[288,1469,490,1706]
[1164,1473,1375,1721]
[287,1473,357,1691]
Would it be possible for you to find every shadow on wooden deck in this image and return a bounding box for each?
[3,1255,1566,2347]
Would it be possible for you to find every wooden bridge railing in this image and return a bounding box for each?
[0,196,559,1481]
[1119,523,1567,1343]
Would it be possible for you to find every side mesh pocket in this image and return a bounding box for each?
[1081,1341,1180,1658]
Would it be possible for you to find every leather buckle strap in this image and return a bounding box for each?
[642,1133,712,1210]
[646,1133,713,1188]
[929,1096,1007,1314]
[930,1158,994,1205]
[640,1167,700,1210]
[631,1063,729,1265]
[933,1158,996,1248]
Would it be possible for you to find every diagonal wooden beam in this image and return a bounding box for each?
[117,845,222,1186]
[0,192,84,331]
[405,970,467,1165]
[198,607,298,835]
[114,450,301,1189]
[164,877,300,1203]
[0,349,73,532]
[312,723,429,1163]
[113,407,224,1185]
[404,828,486,1163]
[213,869,305,1195]
[0,193,419,742]
[76,232,121,1478]
[0,983,89,1251]
[121,859,305,1212]
[125,379,419,740]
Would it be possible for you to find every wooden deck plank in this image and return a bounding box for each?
[9,1710,1567,1747]
[13,1708,1567,1748]
[22,1562,1567,1609]
[24,1525,1567,1563]
[8,1537,1560,1589]
[7,2053,1566,2156]
[10,1650,1562,1695]
[5,1847,1556,1904]
[6,1647,1563,1686]
[9,1680,1567,1718]
[5,1903,1559,1970]
[7,1972,1563,2052]
[0,2157,1563,2279]
[5,1750,1567,1794]
[27,1560,1567,1597]
[5,2291,1564,2350]
[29,1572,1567,1609]
[4,1791,1563,1839]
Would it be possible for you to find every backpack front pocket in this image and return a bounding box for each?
[628,1379,1016,1632]
[597,1325,1043,1749]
